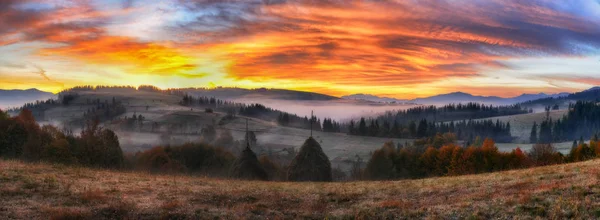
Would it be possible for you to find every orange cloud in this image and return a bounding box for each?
[172,0,600,97]
[39,36,199,76]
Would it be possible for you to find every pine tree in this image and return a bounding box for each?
[529,122,538,144]
[358,118,367,136]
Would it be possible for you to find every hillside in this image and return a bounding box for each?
[474,110,568,143]
[1,159,599,219]
[9,88,409,171]
[180,87,339,101]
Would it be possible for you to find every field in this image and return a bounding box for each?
[1,159,599,219]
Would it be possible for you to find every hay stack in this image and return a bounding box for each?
[287,137,332,182]
[230,145,269,181]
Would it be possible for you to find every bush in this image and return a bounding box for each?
[529,144,563,166]
[134,143,235,175]
[259,156,285,181]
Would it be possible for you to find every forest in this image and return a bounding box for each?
[372,102,528,125]
[362,133,600,180]
[347,117,513,142]
[344,103,523,142]
[530,101,600,143]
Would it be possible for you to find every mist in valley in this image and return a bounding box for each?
[230,98,419,121]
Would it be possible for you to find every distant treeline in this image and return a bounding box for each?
[343,103,523,142]
[347,117,513,142]
[530,101,600,143]
[374,103,527,125]
[59,85,185,96]
[6,99,61,121]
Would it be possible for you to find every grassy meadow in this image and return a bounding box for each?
[1,159,599,219]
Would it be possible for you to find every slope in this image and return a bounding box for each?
[1,159,599,219]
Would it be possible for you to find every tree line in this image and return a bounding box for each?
[530,101,600,143]
[360,133,600,180]
[0,109,123,168]
[372,102,527,125]
[348,117,513,142]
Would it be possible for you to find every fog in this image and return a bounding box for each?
[230,98,419,121]
[1,100,39,110]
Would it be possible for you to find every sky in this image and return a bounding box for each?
[1,0,600,99]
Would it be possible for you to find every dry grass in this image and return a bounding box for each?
[1,159,600,219]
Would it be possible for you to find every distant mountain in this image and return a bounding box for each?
[413,91,570,105]
[180,87,339,101]
[343,91,570,105]
[518,87,600,111]
[583,86,600,92]
[0,89,56,109]
[341,94,408,103]
[411,92,499,104]
[510,92,570,103]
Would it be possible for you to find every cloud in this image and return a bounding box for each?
[2,0,600,97]
[29,64,64,88]
[40,36,198,76]
[166,0,600,90]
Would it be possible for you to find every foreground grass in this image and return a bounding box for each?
[1,160,600,219]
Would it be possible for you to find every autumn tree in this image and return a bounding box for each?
[529,143,562,166]
[17,109,44,161]
[365,142,396,180]
[419,147,438,176]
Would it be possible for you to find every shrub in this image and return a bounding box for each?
[134,143,235,175]
[529,144,563,166]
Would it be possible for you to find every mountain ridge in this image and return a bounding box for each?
[0,88,56,109]
[343,91,572,105]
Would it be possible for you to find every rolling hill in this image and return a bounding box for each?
[521,86,600,110]
[14,87,410,172]
[1,159,599,219]
[180,87,339,101]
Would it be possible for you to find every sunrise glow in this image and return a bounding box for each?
[1,0,600,98]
